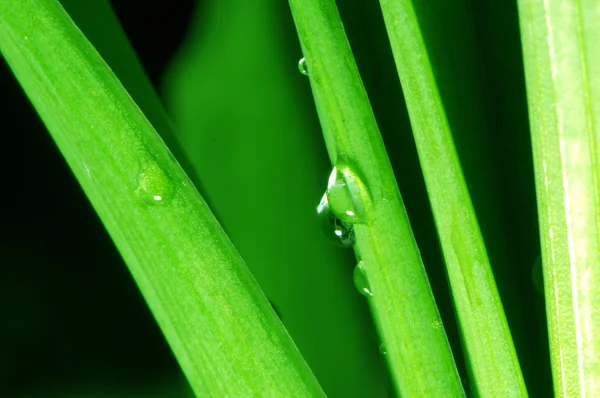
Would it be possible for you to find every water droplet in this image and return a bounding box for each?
[379,343,387,356]
[317,163,370,247]
[325,165,369,224]
[298,57,309,76]
[532,255,544,295]
[353,261,372,297]
[317,194,355,247]
[136,160,174,205]
[432,320,442,330]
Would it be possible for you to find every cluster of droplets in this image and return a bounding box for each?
[301,50,377,297]
[316,164,375,299]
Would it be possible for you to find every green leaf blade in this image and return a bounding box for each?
[288,0,464,396]
[378,0,527,395]
[0,1,325,396]
[518,0,600,395]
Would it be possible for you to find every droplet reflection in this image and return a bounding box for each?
[317,194,355,247]
[353,261,372,297]
[298,57,309,76]
[136,160,174,206]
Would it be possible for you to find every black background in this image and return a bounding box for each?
[1,1,195,395]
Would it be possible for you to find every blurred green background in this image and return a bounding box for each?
[0,0,552,397]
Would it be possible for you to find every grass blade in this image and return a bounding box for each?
[57,0,196,182]
[161,1,391,396]
[287,0,464,395]
[0,0,325,396]
[377,0,527,395]
[517,0,600,395]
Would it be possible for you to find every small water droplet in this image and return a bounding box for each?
[317,194,355,247]
[379,343,387,356]
[136,160,174,205]
[532,255,544,295]
[298,57,309,76]
[353,261,372,297]
[432,320,442,330]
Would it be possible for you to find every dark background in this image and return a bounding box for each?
[1,2,195,396]
[1,0,551,397]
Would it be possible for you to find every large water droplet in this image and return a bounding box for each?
[317,163,370,247]
[353,261,372,297]
[325,165,369,224]
[298,57,309,76]
[317,194,355,247]
[136,160,174,206]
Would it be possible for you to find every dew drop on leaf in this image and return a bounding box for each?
[353,260,372,297]
[136,159,174,206]
[298,57,309,76]
[379,343,388,356]
[325,165,370,224]
[316,163,372,247]
[317,193,355,247]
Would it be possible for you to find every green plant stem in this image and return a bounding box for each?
[288,0,464,395]
[377,0,527,396]
[0,1,325,396]
[518,0,600,395]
